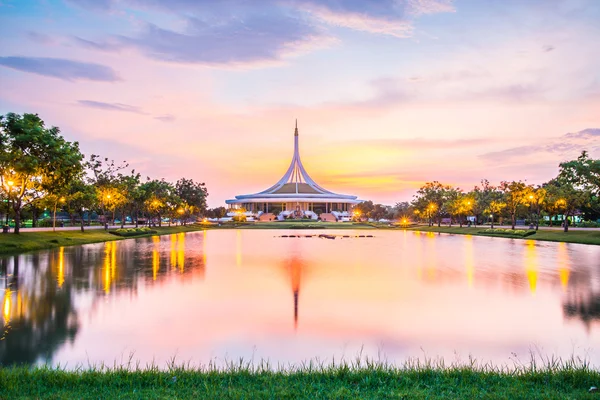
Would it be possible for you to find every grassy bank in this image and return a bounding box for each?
[1,361,598,399]
[405,225,600,245]
[0,225,205,255]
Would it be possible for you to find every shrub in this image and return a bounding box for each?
[109,228,157,237]
[478,229,536,237]
[577,221,600,228]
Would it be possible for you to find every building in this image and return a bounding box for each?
[225,121,362,221]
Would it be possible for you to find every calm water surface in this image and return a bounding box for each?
[1,230,599,368]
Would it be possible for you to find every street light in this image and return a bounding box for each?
[428,204,435,227]
[53,196,66,232]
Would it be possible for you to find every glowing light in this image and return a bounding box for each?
[7,180,14,187]
[57,246,65,288]
[103,242,117,294]
[170,234,177,269]
[152,236,160,281]
[524,240,538,295]
[177,232,185,272]
[3,289,11,323]
[557,242,570,291]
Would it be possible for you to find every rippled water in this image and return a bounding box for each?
[1,229,599,368]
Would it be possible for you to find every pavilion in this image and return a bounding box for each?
[225,121,362,221]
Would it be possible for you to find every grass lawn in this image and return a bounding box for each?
[1,363,598,399]
[0,225,205,255]
[405,225,600,245]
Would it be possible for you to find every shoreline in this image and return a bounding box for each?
[1,222,599,256]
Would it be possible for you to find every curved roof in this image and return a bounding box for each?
[226,121,360,204]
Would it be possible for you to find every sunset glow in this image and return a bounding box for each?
[1,0,599,206]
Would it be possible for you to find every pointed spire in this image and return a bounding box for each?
[294,119,298,136]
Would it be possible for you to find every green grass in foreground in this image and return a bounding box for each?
[407,225,600,245]
[0,225,204,255]
[1,358,598,399]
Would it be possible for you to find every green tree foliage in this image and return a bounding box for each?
[65,180,97,232]
[544,178,588,232]
[499,181,529,230]
[559,151,600,195]
[412,181,453,226]
[175,178,208,218]
[206,207,227,219]
[0,113,83,233]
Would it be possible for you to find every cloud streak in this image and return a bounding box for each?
[0,57,120,81]
[480,129,600,162]
[78,100,145,113]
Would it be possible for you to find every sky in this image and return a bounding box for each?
[0,0,599,207]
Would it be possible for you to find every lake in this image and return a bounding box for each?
[1,229,599,369]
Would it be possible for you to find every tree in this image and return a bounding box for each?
[206,207,227,219]
[545,178,588,232]
[142,179,177,227]
[499,181,529,230]
[354,201,374,221]
[412,181,453,227]
[559,151,600,196]
[525,186,546,230]
[0,113,83,234]
[486,200,506,229]
[65,180,97,232]
[175,178,208,221]
[471,179,497,226]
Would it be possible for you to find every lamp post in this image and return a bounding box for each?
[53,196,66,232]
[178,208,184,226]
[428,204,435,227]
[528,194,535,230]
[104,194,112,230]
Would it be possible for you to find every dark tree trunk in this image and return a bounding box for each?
[80,212,85,232]
[12,200,21,234]
[563,213,569,232]
[32,208,38,228]
[511,212,516,230]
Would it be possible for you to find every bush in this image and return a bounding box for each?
[478,229,536,237]
[576,221,600,228]
[110,228,157,237]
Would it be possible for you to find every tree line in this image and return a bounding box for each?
[403,152,598,232]
[1,113,208,234]
[353,152,599,232]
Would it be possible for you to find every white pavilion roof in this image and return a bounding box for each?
[226,121,361,205]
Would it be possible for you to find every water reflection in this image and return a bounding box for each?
[0,230,599,368]
[524,241,538,295]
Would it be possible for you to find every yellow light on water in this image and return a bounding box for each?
[524,240,538,295]
[57,247,65,288]
[3,289,11,323]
